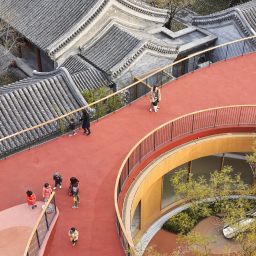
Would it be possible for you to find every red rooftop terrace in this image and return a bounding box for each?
[0,49,256,255]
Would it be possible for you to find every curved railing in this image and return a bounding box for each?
[0,35,256,158]
[24,192,57,256]
[0,36,255,254]
[114,105,256,254]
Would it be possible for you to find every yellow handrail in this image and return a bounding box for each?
[114,105,256,253]
[0,35,255,145]
[23,192,56,256]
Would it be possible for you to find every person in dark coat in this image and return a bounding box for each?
[80,110,91,135]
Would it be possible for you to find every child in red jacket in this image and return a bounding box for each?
[26,190,37,209]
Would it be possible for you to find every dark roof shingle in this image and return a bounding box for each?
[0,68,86,157]
[81,25,140,71]
[0,0,100,50]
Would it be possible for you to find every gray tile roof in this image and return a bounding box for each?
[61,55,94,74]
[191,0,256,61]
[239,0,256,32]
[61,55,111,91]
[0,0,167,55]
[192,0,256,36]
[0,68,86,157]
[72,70,110,91]
[81,25,141,71]
[0,0,100,50]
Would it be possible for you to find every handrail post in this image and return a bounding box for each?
[139,144,142,162]
[238,106,243,126]
[191,114,195,133]
[170,122,173,141]
[127,158,130,177]
[36,229,40,248]
[53,194,57,213]
[153,132,156,151]
[192,56,196,72]
[242,40,246,56]
[214,109,218,128]
[44,211,49,230]
[225,45,229,61]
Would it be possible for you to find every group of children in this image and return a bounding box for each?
[26,171,80,246]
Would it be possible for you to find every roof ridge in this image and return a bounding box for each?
[111,40,178,78]
[48,0,167,56]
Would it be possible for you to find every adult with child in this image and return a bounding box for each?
[149,85,161,112]
[80,110,91,135]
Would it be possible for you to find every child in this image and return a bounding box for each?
[69,118,77,136]
[68,227,79,246]
[71,183,80,208]
[26,190,37,209]
[69,177,79,196]
[42,183,52,202]
[53,172,62,190]
[72,194,79,209]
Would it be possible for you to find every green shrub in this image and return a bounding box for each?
[163,211,196,235]
[58,118,66,133]
[81,86,124,119]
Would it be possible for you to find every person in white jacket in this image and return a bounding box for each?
[149,85,161,112]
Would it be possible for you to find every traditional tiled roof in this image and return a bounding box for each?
[61,55,94,74]
[81,25,141,71]
[80,25,178,78]
[192,0,256,37]
[72,70,110,91]
[0,68,86,157]
[192,0,256,60]
[0,0,167,55]
[239,0,256,32]
[0,0,103,51]
[61,55,111,91]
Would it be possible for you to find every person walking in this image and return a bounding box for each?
[26,190,37,209]
[71,183,80,208]
[68,227,79,246]
[80,110,91,135]
[149,85,161,112]
[69,177,79,196]
[53,172,62,190]
[42,183,52,202]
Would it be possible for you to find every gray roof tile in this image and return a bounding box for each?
[61,55,112,91]
[0,68,86,157]
[81,25,140,71]
[0,0,100,50]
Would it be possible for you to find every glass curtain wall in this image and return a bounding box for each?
[161,153,253,209]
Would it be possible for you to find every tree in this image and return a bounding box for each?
[0,19,24,58]
[245,141,256,180]
[236,221,256,256]
[168,166,256,255]
[229,0,248,8]
[147,0,195,29]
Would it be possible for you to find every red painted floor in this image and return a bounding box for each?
[0,54,256,256]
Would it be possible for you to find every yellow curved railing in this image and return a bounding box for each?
[24,192,57,256]
[0,36,255,255]
[114,105,256,254]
